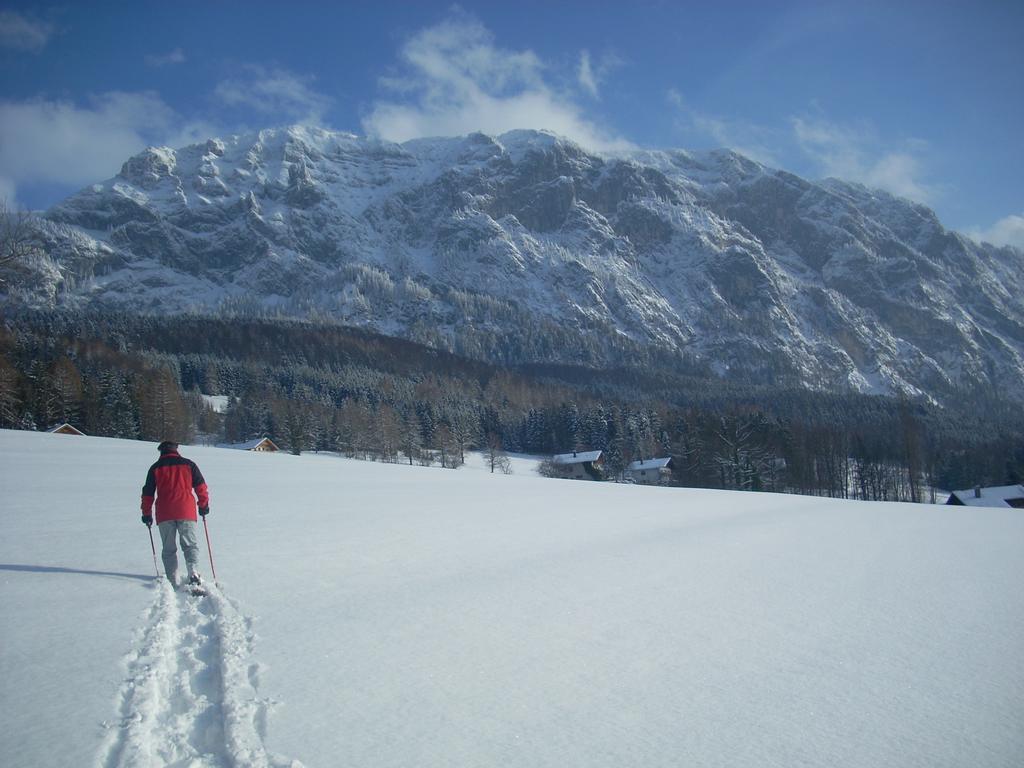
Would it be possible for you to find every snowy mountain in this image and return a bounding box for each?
[4,429,1024,767]
[11,125,1024,401]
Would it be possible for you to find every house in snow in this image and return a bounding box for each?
[552,450,603,480]
[221,437,280,453]
[945,485,1024,509]
[47,423,86,436]
[626,457,673,485]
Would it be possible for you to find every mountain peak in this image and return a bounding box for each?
[11,126,1024,403]
[118,146,178,188]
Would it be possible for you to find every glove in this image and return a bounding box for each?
[199,507,209,517]
[141,514,153,527]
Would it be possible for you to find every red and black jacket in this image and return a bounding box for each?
[141,451,210,523]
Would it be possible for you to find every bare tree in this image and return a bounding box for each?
[434,423,457,468]
[337,399,372,459]
[485,431,512,474]
[43,357,83,427]
[374,404,403,463]
[713,416,768,491]
[899,398,924,503]
[447,406,480,466]
[0,198,41,284]
[137,365,191,442]
[401,409,423,466]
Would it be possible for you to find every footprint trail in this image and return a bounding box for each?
[99,580,302,768]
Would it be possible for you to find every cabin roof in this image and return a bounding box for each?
[948,484,1024,508]
[220,437,278,451]
[46,423,85,435]
[626,457,672,471]
[552,450,603,465]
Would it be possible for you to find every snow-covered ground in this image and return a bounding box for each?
[200,394,231,414]
[1,429,1022,767]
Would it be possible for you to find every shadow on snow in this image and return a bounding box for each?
[0,563,154,583]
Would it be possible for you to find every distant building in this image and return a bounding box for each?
[626,457,673,485]
[221,437,280,453]
[946,485,1024,509]
[552,450,603,480]
[47,423,86,436]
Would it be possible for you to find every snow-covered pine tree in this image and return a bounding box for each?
[0,358,22,428]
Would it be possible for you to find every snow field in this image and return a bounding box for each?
[1,429,1023,767]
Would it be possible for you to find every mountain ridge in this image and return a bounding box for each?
[6,125,1023,403]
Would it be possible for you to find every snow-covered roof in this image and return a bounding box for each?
[220,437,279,451]
[47,423,85,436]
[552,450,603,465]
[948,485,1024,508]
[627,458,672,471]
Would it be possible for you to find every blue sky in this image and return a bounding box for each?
[1,0,1021,246]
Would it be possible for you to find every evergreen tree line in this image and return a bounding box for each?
[2,309,1021,499]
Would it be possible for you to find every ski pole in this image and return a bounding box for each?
[202,515,218,583]
[147,523,160,578]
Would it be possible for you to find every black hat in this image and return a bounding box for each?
[157,441,179,454]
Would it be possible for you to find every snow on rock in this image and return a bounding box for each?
[1,429,1023,767]
[13,126,1024,403]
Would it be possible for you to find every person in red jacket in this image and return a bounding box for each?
[141,440,210,588]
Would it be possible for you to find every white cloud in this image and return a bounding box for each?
[578,50,599,98]
[214,65,332,125]
[0,176,16,205]
[966,214,1024,250]
[0,92,214,205]
[664,89,781,166]
[0,61,333,207]
[576,50,624,101]
[791,116,936,202]
[665,92,942,203]
[363,16,632,152]
[0,10,55,52]
[145,48,186,67]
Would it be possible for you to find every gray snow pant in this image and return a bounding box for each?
[158,520,200,583]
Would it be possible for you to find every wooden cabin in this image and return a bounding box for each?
[222,437,280,452]
[946,484,1024,509]
[552,450,603,480]
[626,457,673,485]
[47,423,86,436]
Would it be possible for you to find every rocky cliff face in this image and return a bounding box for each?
[8,125,1024,402]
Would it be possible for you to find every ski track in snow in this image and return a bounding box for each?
[98,580,301,768]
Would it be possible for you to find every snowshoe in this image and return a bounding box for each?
[185,573,207,597]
